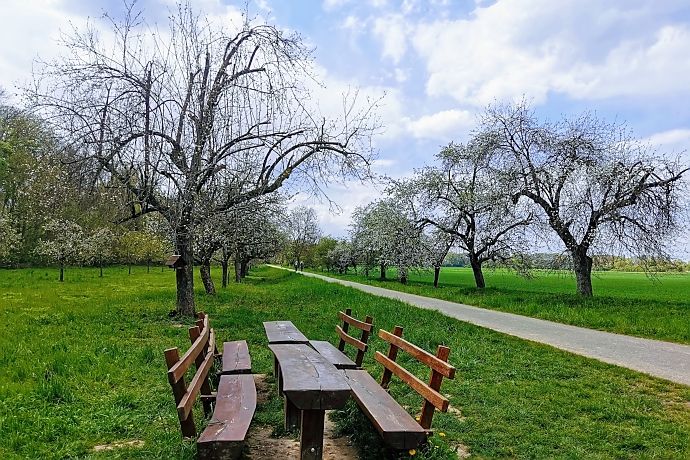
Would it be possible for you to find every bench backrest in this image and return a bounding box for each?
[375,326,455,430]
[336,308,373,367]
[164,312,216,437]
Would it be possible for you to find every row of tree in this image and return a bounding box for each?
[293,102,687,297]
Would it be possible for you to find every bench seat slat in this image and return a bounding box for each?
[309,340,357,369]
[197,374,257,459]
[221,340,252,375]
[344,369,426,450]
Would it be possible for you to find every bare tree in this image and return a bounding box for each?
[390,134,533,289]
[485,102,688,296]
[29,2,375,315]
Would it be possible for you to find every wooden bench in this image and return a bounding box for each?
[343,326,455,451]
[309,309,373,369]
[164,313,256,459]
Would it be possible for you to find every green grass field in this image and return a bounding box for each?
[313,267,690,344]
[1,266,689,459]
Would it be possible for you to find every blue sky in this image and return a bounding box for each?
[1,0,689,256]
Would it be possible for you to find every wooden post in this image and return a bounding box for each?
[300,410,325,460]
[380,326,403,389]
[189,326,213,417]
[354,315,373,367]
[164,348,196,437]
[285,397,301,431]
[419,345,450,430]
[337,308,352,351]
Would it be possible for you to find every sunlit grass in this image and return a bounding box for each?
[313,267,690,344]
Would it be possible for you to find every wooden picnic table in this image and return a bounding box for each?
[263,320,309,344]
[264,320,311,378]
[268,343,351,460]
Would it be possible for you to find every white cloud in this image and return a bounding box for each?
[411,0,690,106]
[406,109,474,140]
[289,180,382,237]
[373,15,408,63]
[342,15,363,32]
[642,129,690,165]
[393,67,408,83]
[371,158,396,170]
[0,0,84,98]
[644,129,690,148]
[323,0,351,11]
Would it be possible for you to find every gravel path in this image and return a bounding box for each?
[270,266,690,386]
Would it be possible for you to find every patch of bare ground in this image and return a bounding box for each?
[454,443,471,458]
[448,404,465,421]
[244,426,300,460]
[254,374,271,405]
[92,440,144,452]
[245,375,358,459]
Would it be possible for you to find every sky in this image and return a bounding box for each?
[1,0,689,257]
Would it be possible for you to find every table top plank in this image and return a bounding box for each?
[309,340,357,369]
[263,321,309,344]
[269,343,351,410]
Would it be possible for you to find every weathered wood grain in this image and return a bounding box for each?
[197,374,257,460]
[221,340,252,375]
[268,344,350,410]
[263,321,309,344]
[309,340,357,370]
[344,369,426,450]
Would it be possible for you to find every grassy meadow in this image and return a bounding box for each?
[314,267,690,344]
[1,265,689,459]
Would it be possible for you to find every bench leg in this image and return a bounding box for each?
[300,410,325,460]
[284,397,301,431]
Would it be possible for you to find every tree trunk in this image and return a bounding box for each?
[433,266,441,288]
[240,260,249,278]
[200,261,216,295]
[147,259,151,273]
[221,260,229,288]
[399,267,408,285]
[175,232,196,316]
[59,264,64,282]
[99,260,103,278]
[470,256,485,289]
[572,249,593,296]
[128,264,132,275]
[234,257,242,283]
[380,263,386,280]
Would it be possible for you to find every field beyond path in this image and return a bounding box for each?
[273,266,690,387]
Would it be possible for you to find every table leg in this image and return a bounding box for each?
[300,409,325,460]
[285,397,301,431]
